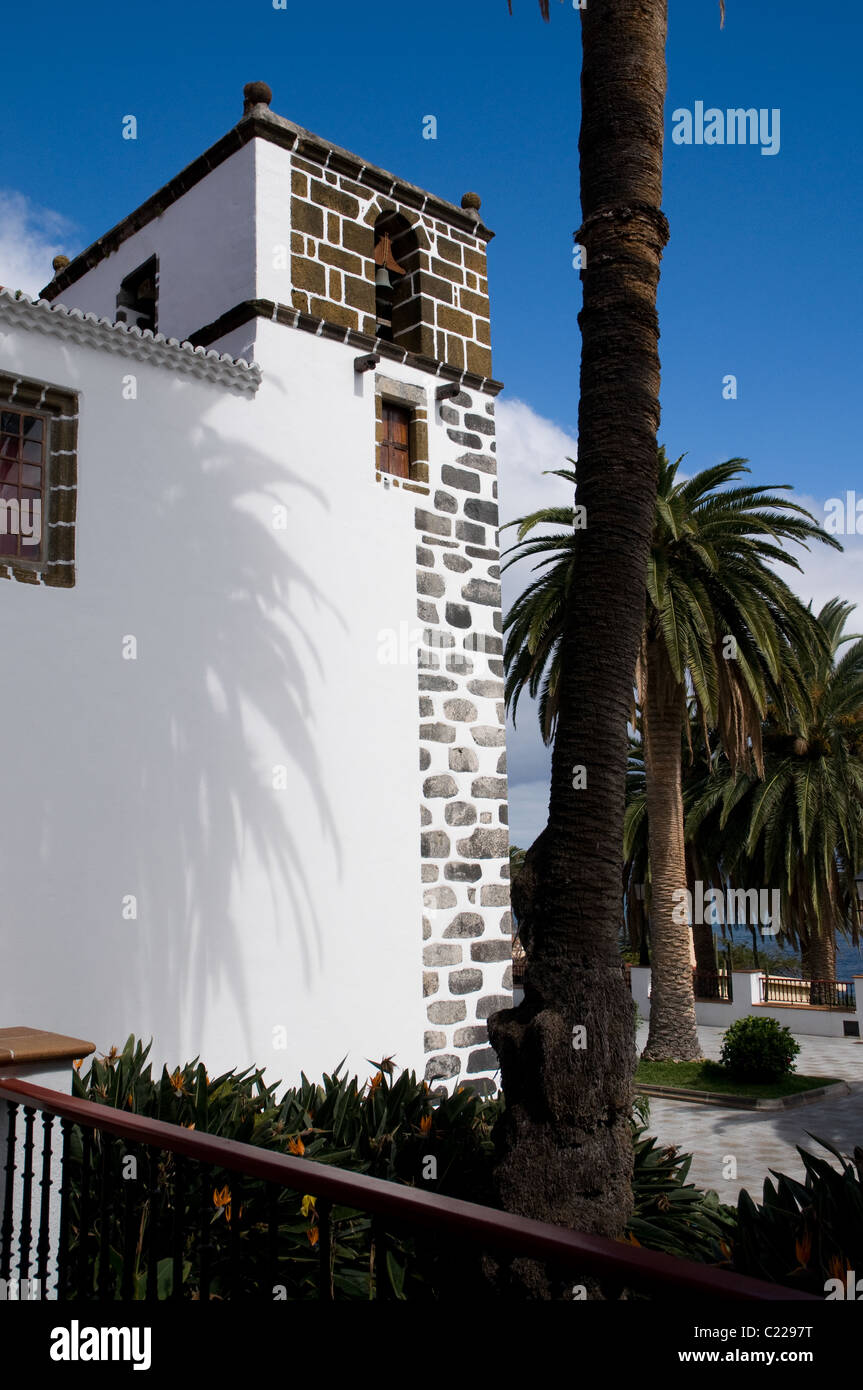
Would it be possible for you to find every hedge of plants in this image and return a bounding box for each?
[64,1035,861,1298]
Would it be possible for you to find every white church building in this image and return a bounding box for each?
[0,82,512,1091]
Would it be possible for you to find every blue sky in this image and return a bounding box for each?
[3,0,862,847]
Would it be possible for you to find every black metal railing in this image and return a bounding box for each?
[692,969,733,1002]
[760,976,856,1010]
[0,1078,817,1302]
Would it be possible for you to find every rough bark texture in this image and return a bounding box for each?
[641,637,702,1060]
[801,926,837,988]
[487,0,669,1294]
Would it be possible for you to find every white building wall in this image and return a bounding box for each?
[43,142,257,345]
[1,112,511,1093]
[0,316,424,1084]
[255,136,294,313]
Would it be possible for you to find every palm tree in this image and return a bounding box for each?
[502,451,840,1062]
[488,0,671,1272]
[638,453,839,1057]
[688,599,863,989]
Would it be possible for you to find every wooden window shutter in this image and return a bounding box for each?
[381,402,411,478]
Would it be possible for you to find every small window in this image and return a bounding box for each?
[374,378,429,490]
[0,373,78,588]
[380,401,411,478]
[116,256,158,333]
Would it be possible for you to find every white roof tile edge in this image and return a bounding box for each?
[0,288,261,395]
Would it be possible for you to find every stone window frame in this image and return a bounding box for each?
[374,375,429,494]
[0,371,78,588]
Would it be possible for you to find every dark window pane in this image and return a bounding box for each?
[0,435,18,458]
[0,483,18,501]
[0,460,17,484]
[21,417,43,440]
[20,463,41,488]
[21,440,42,463]
[0,412,20,434]
[0,531,17,556]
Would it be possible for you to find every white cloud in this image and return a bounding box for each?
[495,399,577,847]
[0,191,76,297]
[496,396,576,626]
[778,490,863,622]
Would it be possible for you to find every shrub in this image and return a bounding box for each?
[731,1137,863,1296]
[718,1015,800,1081]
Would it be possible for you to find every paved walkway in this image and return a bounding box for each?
[635,1024,863,1201]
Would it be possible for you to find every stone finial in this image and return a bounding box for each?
[461,192,482,213]
[243,81,273,115]
[52,255,70,276]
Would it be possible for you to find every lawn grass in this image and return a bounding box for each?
[635,1058,842,1100]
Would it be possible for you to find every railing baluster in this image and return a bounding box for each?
[96,1134,115,1300]
[18,1106,36,1282]
[77,1127,93,1300]
[318,1197,333,1300]
[372,1215,389,1301]
[229,1172,242,1299]
[35,1112,54,1295]
[266,1181,279,1299]
[144,1148,160,1301]
[56,1119,73,1299]
[198,1162,212,1302]
[0,1101,17,1281]
[172,1156,186,1300]
[120,1141,138,1300]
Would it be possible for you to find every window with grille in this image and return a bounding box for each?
[0,408,46,561]
[0,373,78,587]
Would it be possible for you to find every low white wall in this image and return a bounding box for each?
[631,968,863,1039]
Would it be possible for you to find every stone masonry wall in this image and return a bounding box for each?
[288,155,493,379]
[416,389,511,1094]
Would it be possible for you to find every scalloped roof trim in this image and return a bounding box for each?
[0,288,261,394]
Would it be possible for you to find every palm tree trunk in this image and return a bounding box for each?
[692,923,717,973]
[487,0,669,1289]
[801,924,837,994]
[641,636,702,1060]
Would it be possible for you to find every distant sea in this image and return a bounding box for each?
[722,924,863,982]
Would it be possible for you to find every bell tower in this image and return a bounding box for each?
[29,82,512,1092]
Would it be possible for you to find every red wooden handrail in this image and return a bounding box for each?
[0,1077,817,1301]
